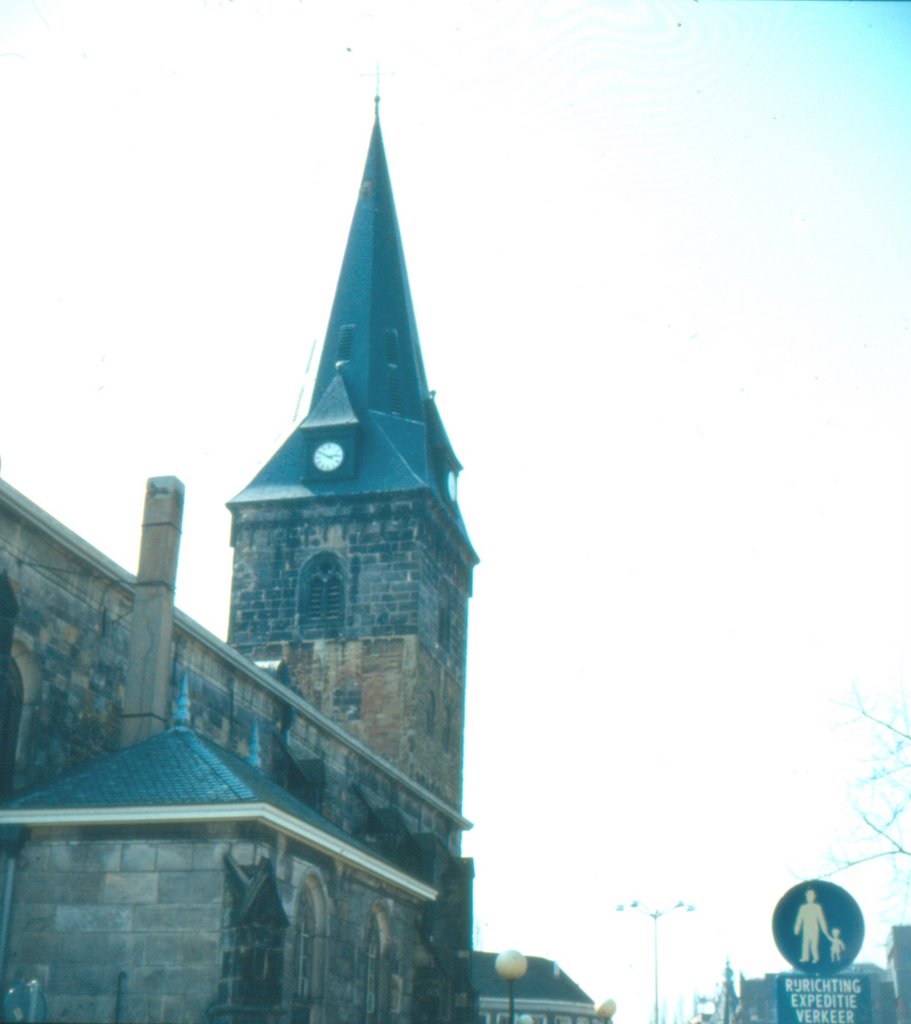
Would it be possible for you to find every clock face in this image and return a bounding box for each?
[313,441,345,472]
[446,470,457,501]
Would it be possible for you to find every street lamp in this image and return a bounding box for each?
[495,949,528,1024]
[596,998,618,1020]
[616,901,694,1024]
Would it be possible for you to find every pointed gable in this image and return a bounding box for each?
[303,372,359,430]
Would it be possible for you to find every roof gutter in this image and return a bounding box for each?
[0,803,437,901]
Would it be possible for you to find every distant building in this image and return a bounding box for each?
[471,952,600,1024]
[0,107,478,1024]
[888,927,911,1024]
[738,973,776,1024]
[736,961,896,1024]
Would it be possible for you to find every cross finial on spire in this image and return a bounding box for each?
[363,65,394,118]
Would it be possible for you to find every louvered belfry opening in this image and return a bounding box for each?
[301,555,344,627]
[337,323,356,361]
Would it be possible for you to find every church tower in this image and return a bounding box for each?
[227,110,477,807]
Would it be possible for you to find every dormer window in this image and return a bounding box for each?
[387,368,403,415]
[384,328,399,365]
[337,324,356,360]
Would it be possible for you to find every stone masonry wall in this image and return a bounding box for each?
[227,491,473,808]
[0,481,466,857]
[0,487,133,793]
[7,823,425,1024]
[9,829,223,1023]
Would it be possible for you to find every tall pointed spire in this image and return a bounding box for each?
[227,107,478,804]
[308,108,429,422]
[230,108,469,541]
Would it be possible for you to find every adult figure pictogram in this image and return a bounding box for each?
[794,888,831,964]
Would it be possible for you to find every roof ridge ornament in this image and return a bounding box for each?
[173,673,191,729]
[248,720,262,768]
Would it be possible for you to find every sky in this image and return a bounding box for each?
[2,0,911,1020]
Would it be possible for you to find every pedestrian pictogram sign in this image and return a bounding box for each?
[772,880,864,975]
[776,974,872,1024]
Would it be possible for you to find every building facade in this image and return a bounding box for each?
[471,953,600,1024]
[0,110,477,1024]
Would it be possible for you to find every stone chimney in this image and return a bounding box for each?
[121,477,184,747]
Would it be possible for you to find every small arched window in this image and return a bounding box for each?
[293,887,315,1005]
[300,556,345,629]
[363,908,390,1024]
[365,918,380,1023]
[0,659,23,798]
[293,875,327,1016]
[0,572,22,798]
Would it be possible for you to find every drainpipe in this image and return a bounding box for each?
[113,969,128,1024]
[120,477,184,748]
[0,825,24,985]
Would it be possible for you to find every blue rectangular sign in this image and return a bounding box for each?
[777,974,872,1024]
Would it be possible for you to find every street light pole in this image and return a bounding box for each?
[495,949,528,1024]
[617,901,694,1024]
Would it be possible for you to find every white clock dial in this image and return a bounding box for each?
[446,470,457,501]
[313,441,345,472]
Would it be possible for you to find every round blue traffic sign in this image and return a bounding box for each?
[772,880,864,975]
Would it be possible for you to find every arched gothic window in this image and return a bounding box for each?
[0,572,21,798]
[292,875,327,1022]
[300,556,344,630]
[0,659,22,798]
[363,909,390,1024]
[294,888,315,1004]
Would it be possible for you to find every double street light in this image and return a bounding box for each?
[616,900,694,1024]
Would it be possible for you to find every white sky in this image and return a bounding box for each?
[2,0,910,1020]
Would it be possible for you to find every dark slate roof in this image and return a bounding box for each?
[471,952,595,1006]
[310,113,429,423]
[229,113,474,554]
[3,727,365,856]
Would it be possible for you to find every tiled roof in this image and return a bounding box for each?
[471,952,594,1005]
[4,727,357,852]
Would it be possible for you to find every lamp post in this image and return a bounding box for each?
[616,901,694,1024]
[495,949,528,1024]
